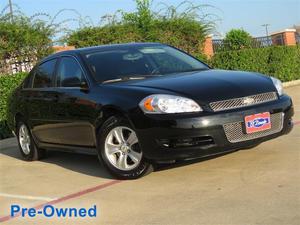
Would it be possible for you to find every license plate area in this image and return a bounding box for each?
[244,112,272,134]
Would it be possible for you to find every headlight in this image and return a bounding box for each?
[139,94,202,114]
[271,77,283,96]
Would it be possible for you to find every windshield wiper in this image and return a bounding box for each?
[102,75,161,84]
[179,68,209,73]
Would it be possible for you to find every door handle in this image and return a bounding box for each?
[43,95,59,102]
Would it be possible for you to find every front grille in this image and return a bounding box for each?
[223,113,283,143]
[210,92,278,112]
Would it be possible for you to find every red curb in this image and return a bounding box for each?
[294,120,300,126]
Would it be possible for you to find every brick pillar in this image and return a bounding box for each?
[283,30,297,45]
[203,35,214,58]
[271,29,296,46]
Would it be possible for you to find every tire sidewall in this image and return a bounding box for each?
[97,116,151,179]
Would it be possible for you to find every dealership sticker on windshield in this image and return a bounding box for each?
[245,112,271,134]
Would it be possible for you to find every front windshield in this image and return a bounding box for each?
[83,45,209,83]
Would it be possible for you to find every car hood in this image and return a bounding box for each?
[118,69,277,104]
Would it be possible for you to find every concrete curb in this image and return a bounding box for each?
[283,79,300,88]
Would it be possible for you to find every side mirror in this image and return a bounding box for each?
[80,80,89,91]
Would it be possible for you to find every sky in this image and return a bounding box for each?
[1,0,299,38]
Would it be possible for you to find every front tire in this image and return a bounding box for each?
[97,116,152,179]
[16,121,46,161]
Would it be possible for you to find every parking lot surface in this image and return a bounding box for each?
[0,85,299,225]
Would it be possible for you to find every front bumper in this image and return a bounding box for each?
[130,95,294,161]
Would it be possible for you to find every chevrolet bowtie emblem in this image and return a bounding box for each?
[243,97,255,105]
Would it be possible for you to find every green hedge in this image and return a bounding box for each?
[210,45,300,82]
[0,73,28,139]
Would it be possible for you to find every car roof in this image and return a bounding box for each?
[41,42,164,63]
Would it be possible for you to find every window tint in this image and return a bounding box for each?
[56,57,85,87]
[33,59,57,88]
[83,45,208,83]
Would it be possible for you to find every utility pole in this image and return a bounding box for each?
[262,24,271,45]
[8,0,13,22]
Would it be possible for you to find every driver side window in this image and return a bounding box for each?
[56,57,86,87]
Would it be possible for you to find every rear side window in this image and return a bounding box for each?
[33,59,57,88]
[56,57,85,87]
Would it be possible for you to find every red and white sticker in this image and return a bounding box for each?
[245,112,271,134]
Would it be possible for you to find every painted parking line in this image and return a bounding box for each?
[0,193,56,202]
[0,180,123,223]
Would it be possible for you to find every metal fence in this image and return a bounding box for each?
[296,33,300,45]
[212,34,285,53]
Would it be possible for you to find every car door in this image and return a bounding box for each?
[49,56,96,147]
[25,58,60,143]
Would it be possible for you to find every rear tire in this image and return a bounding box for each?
[16,121,46,161]
[97,116,153,179]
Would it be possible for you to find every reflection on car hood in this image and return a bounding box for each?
[119,69,277,104]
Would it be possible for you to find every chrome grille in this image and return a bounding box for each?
[210,92,278,112]
[223,113,283,143]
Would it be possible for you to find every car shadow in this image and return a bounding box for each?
[0,142,114,179]
[153,150,237,172]
[1,138,238,179]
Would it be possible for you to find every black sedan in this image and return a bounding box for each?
[8,43,294,179]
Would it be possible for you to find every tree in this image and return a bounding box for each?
[223,29,252,50]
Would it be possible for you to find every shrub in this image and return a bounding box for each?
[0,73,27,139]
[0,16,55,75]
[210,45,300,82]
[0,18,54,60]
[67,0,214,55]
[0,5,85,75]
[222,29,253,51]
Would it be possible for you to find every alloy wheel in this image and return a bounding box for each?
[18,124,31,155]
[104,126,142,171]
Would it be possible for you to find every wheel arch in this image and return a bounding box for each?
[11,112,25,133]
[95,106,134,136]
